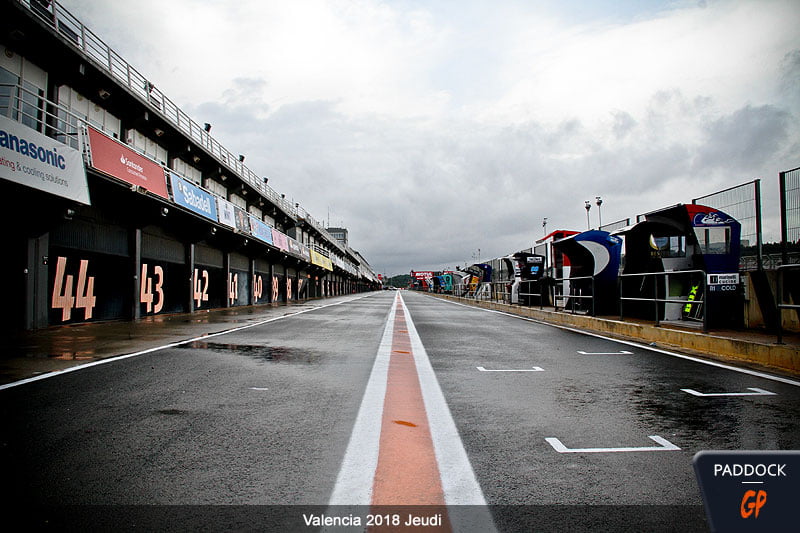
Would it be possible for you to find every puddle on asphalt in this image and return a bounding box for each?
[181,341,319,364]
[158,409,186,416]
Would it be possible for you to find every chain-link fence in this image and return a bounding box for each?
[693,179,762,270]
[600,217,631,233]
[780,167,800,264]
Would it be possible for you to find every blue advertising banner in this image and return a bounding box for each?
[169,172,217,222]
[249,215,274,245]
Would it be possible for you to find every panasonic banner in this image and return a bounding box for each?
[0,114,90,205]
[168,172,217,222]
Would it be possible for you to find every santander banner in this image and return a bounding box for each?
[87,127,168,199]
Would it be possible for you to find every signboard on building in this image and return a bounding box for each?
[249,215,273,245]
[298,243,311,263]
[216,197,236,228]
[234,206,251,234]
[707,272,740,292]
[272,229,289,251]
[0,115,90,204]
[87,127,168,199]
[169,172,217,221]
[288,238,303,257]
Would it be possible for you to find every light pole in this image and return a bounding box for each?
[595,196,603,229]
[584,200,591,230]
[542,217,548,236]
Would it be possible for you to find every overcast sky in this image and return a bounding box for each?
[64,0,799,276]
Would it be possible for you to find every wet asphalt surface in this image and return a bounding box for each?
[2,290,799,532]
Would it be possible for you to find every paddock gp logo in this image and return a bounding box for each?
[694,451,799,532]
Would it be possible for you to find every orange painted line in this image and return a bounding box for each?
[370,298,452,530]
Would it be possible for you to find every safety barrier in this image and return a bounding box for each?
[619,270,708,332]
[554,275,596,316]
[416,270,717,332]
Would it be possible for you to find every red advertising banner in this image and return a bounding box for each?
[87,127,168,199]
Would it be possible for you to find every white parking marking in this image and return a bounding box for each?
[435,297,800,387]
[577,350,633,355]
[545,435,681,453]
[476,366,545,372]
[681,387,777,397]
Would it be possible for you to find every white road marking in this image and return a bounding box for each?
[476,366,545,372]
[326,293,396,506]
[681,387,777,397]
[435,296,800,388]
[545,435,681,453]
[577,350,633,355]
[399,294,497,532]
[0,294,375,391]
[327,293,496,532]
[249,387,269,391]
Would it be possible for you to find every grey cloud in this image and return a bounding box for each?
[611,110,637,139]
[188,87,796,275]
[695,104,791,173]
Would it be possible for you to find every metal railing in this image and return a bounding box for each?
[776,264,800,344]
[1,82,88,150]
[619,270,708,332]
[554,275,595,316]
[15,0,363,265]
[1,82,371,276]
[517,279,548,309]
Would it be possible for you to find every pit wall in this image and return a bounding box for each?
[743,271,800,332]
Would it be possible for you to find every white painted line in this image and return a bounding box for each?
[400,293,497,532]
[681,387,777,397]
[476,366,545,372]
[577,350,633,355]
[249,387,269,391]
[327,292,497,531]
[327,293,397,506]
[434,296,800,388]
[0,294,376,391]
[545,435,681,453]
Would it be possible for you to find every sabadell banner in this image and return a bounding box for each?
[87,126,168,199]
[0,114,90,205]
[169,172,217,222]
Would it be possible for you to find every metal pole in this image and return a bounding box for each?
[755,178,763,271]
[702,273,709,333]
[776,266,783,344]
[654,273,660,327]
[596,197,603,230]
[779,171,788,265]
[584,201,591,230]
